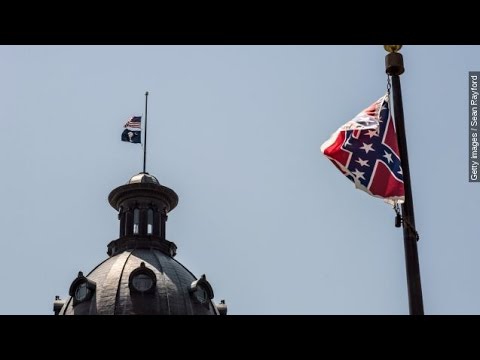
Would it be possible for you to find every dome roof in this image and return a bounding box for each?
[59,248,219,315]
[108,173,178,213]
[128,172,160,185]
[55,171,225,316]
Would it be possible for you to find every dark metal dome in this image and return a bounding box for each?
[128,172,160,185]
[108,173,178,213]
[58,249,218,315]
[55,172,226,315]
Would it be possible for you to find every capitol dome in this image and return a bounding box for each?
[54,173,226,315]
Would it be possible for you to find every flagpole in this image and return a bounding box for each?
[384,45,424,315]
[143,91,149,174]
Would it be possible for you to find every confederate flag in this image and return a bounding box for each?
[321,94,404,204]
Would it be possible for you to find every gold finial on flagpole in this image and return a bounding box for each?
[384,45,403,53]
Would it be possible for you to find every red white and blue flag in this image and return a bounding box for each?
[321,94,404,204]
[124,116,142,129]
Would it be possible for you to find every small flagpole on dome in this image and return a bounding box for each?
[143,91,149,174]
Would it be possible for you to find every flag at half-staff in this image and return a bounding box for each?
[121,116,142,144]
[320,94,404,205]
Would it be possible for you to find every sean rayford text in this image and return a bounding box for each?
[469,73,479,182]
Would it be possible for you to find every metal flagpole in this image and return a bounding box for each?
[384,45,424,315]
[143,91,149,174]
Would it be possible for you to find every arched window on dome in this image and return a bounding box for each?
[118,206,126,237]
[147,209,154,235]
[189,274,214,309]
[69,271,96,306]
[133,208,140,234]
[129,262,156,294]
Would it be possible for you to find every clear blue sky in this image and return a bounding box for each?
[1,45,478,314]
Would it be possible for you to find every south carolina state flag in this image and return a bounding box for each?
[321,94,404,204]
